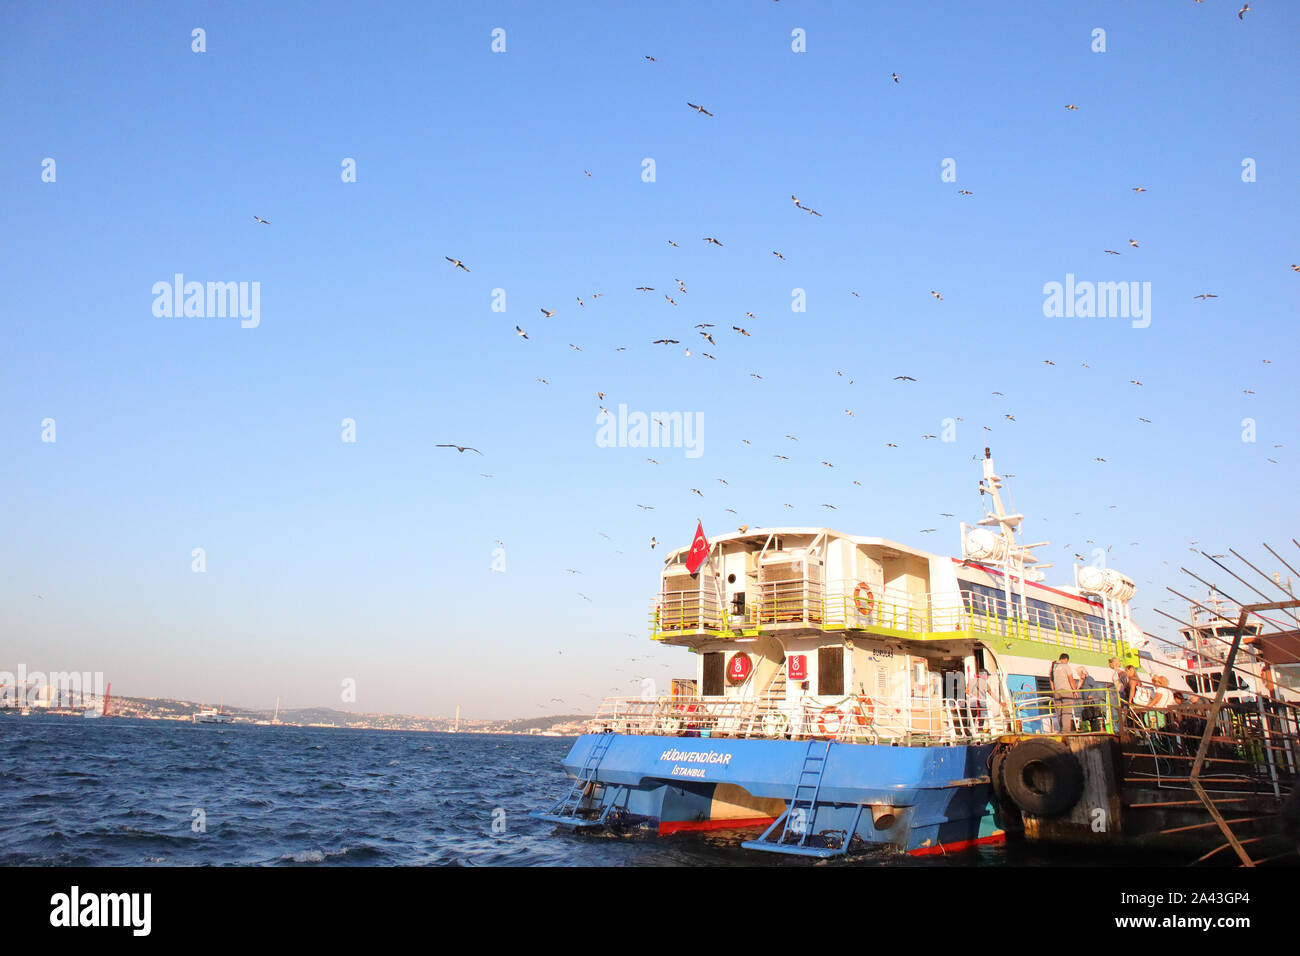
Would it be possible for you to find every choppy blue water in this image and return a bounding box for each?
[0,715,1160,866]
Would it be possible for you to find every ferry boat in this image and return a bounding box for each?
[534,450,1158,857]
[193,704,234,724]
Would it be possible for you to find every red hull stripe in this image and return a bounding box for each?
[659,816,777,835]
[908,831,1006,856]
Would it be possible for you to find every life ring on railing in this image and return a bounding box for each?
[761,712,790,738]
[815,707,845,738]
[661,716,682,734]
[854,582,875,616]
[852,696,876,728]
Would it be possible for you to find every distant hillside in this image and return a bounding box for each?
[494,715,590,732]
[105,696,589,731]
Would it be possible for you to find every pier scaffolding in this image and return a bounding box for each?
[996,541,1300,866]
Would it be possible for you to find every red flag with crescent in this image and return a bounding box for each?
[686,520,710,575]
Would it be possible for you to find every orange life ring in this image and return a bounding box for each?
[852,696,876,728]
[815,707,845,738]
[853,582,875,616]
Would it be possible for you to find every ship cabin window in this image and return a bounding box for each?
[702,652,725,696]
[1186,671,1247,694]
[818,646,844,696]
[963,582,1114,641]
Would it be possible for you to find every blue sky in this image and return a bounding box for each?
[2,1,1297,718]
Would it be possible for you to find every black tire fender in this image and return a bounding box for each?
[1001,737,1085,818]
[989,749,1009,803]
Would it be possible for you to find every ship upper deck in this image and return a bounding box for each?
[652,525,1132,662]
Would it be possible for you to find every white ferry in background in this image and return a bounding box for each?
[535,450,1160,857]
[192,704,234,724]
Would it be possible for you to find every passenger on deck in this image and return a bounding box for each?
[1109,658,1128,731]
[1148,675,1175,730]
[1151,675,1175,709]
[1076,668,1107,732]
[1122,665,1143,730]
[1050,653,1080,733]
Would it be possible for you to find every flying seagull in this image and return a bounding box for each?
[437,444,482,455]
[253,216,270,225]
[687,102,713,116]
[445,257,470,272]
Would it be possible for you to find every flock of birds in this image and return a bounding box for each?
[258,12,1284,709]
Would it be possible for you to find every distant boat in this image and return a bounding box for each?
[193,701,234,724]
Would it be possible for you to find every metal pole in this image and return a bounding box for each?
[1188,609,1254,866]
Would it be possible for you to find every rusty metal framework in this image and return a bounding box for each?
[1134,541,1300,866]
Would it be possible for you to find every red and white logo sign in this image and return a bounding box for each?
[788,655,807,681]
[685,521,710,575]
[727,653,752,684]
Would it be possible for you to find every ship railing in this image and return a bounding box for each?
[790,693,1011,744]
[1010,688,1126,735]
[587,693,1012,744]
[650,587,1128,659]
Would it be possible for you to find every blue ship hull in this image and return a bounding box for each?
[536,733,1003,856]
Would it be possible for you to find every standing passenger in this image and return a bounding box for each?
[1051,653,1079,733]
[1109,658,1128,731]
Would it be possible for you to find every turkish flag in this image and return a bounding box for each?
[685,520,710,576]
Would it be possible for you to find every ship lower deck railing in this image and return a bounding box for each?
[650,588,1127,659]
[588,693,1013,745]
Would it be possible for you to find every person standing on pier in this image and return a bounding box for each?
[1109,658,1128,731]
[1051,653,1080,733]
